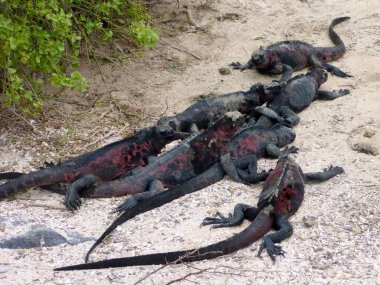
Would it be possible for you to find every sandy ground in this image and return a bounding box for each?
[1,0,380,284]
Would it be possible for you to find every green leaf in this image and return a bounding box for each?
[7,67,17,74]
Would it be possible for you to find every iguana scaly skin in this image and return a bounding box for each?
[231,17,351,81]
[82,121,297,262]
[55,155,343,270]
[0,126,182,205]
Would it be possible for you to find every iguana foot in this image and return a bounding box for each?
[323,63,352,78]
[65,189,82,212]
[323,165,344,175]
[280,146,299,156]
[258,237,285,263]
[64,174,96,211]
[112,194,141,213]
[229,62,249,71]
[201,212,239,229]
[113,179,165,213]
[333,89,350,97]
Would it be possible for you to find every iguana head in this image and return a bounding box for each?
[272,124,296,147]
[251,46,267,65]
[308,68,328,86]
[156,116,180,137]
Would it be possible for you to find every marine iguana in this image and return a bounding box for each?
[82,120,297,262]
[230,17,351,81]
[55,155,344,270]
[254,67,350,127]
[0,126,184,207]
[155,82,275,134]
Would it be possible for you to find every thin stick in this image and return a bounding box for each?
[7,107,40,134]
[161,40,203,60]
[133,265,167,285]
[77,126,127,152]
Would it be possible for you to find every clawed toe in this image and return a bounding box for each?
[64,192,82,212]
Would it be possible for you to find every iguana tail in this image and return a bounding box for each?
[0,168,65,199]
[55,209,273,271]
[84,163,226,263]
[328,17,350,54]
[316,17,350,62]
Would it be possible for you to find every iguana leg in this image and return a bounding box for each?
[234,156,271,184]
[266,144,299,158]
[64,174,96,211]
[202,203,260,228]
[304,165,344,182]
[237,169,271,184]
[113,179,165,213]
[309,54,325,69]
[229,59,254,71]
[317,89,350,100]
[254,106,292,127]
[258,215,291,263]
[254,115,274,128]
[278,64,293,82]
[322,63,352,78]
[279,106,300,127]
[220,154,244,183]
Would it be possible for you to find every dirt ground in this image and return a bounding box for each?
[1,0,380,284]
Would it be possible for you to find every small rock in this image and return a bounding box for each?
[218,67,231,75]
[303,215,317,227]
[352,142,378,155]
[363,129,376,138]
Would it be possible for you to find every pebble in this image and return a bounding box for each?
[303,215,317,227]
[218,67,232,75]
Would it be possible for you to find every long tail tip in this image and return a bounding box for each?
[54,264,93,271]
[332,16,351,25]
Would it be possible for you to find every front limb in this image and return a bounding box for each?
[229,58,254,71]
[276,63,293,82]
[112,179,165,213]
[266,144,299,158]
[254,106,293,127]
[304,165,344,182]
[322,63,352,78]
[278,106,300,127]
[65,174,96,211]
[220,154,270,184]
[317,89,350,100]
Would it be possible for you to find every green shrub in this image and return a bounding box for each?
[0,0,158,115]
